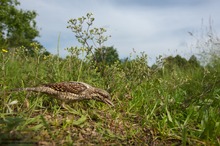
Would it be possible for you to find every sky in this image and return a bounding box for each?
[18,0,220,65]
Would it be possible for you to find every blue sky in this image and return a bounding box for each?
[18,0,220,65]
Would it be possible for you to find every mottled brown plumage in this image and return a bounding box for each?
[11,81,114,106]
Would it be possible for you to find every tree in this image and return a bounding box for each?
[163,55,201,70]
[92,46,120,76]
[188,55,200,68]
[0,0,40,50]
[164,55,188,69]
[93,46,119,66]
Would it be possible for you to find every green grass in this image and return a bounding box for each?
[0,47,220,145]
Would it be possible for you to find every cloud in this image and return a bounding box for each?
[18,0,220,65]
[110,0,209,7]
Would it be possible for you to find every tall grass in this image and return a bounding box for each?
[0,45,220,145]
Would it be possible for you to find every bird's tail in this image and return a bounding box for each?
[0,88,35,95]
[1,87,56,96]
[9,87,59,96]
[9,87,45,93]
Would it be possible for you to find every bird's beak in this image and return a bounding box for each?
[103,98,114,107]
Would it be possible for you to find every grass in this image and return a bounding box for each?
[0,46,220,145]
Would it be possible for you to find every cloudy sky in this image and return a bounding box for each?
[18,0,220,65]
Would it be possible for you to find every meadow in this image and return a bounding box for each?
[0,43,220,145]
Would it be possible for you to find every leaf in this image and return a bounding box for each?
[72,115,87,126]
[29,124,44,131]
[166,106,173,123]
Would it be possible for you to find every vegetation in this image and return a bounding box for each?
[0,9,220,146]
[0,0,45,55]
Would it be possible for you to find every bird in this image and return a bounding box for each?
[9,81,114,107]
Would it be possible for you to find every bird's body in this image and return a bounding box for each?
[10,81,114,106]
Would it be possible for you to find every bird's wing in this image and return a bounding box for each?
[42,82,88,94]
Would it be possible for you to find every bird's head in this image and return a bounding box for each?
[91,88,114,107]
